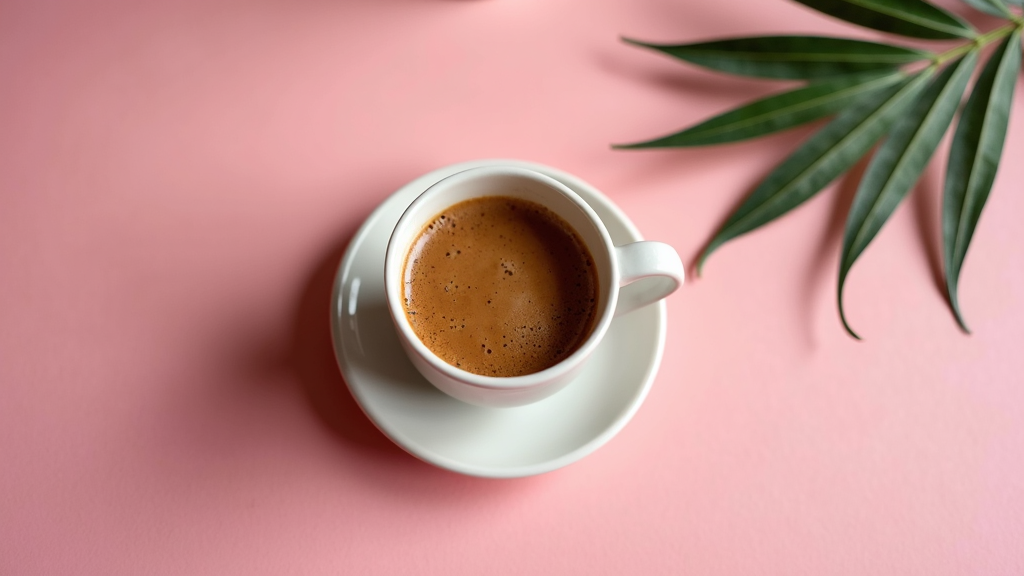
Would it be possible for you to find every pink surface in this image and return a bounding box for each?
[2,0,1022,573]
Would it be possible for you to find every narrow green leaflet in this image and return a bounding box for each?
[838,53,977,338]
[1006,0,1022,7]
[698,70,933,272]
[615,72,905,149]
[792,0,975,39]
[959,0,1016,17]
[622,36,930,79]
[943,30,1021,332]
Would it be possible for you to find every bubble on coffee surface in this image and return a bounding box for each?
[402,196,598,377]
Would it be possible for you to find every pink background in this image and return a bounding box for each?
[2,0,1022,574]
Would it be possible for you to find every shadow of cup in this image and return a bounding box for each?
[289,235,406,457]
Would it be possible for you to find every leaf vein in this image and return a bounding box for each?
[695,75,900,138]
[727,76,925,235]
[850,71,958,258]
[843,0,970,36]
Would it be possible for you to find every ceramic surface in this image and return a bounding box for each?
[330,160,668,478]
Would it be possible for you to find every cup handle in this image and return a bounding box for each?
[613,241,685,317]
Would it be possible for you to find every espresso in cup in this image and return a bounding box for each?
[384,165,683,407]
[402,196,598,377]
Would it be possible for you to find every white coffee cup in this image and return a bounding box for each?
[384,166,684,408]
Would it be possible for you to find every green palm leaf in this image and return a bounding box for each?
[615,0,1024,336]
[838,53,977,338]
[622,36,931,79]
[698,70,933,273]
[615,72,906,148]
[943,30,1021,332]
[792,0,976,39]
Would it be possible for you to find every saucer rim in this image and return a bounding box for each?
[330,159,667,478]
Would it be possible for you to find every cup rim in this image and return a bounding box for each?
[384,165,620,390]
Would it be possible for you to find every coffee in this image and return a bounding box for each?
[402,196,598,377]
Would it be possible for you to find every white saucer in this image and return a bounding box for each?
[330,160,667,478]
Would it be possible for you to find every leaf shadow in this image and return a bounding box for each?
[910,166,966,326]
[686,177,762,277]
[798,153,872,347]
[683,124,827,278]
[910,168,945,295]
[594,41,789,102]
